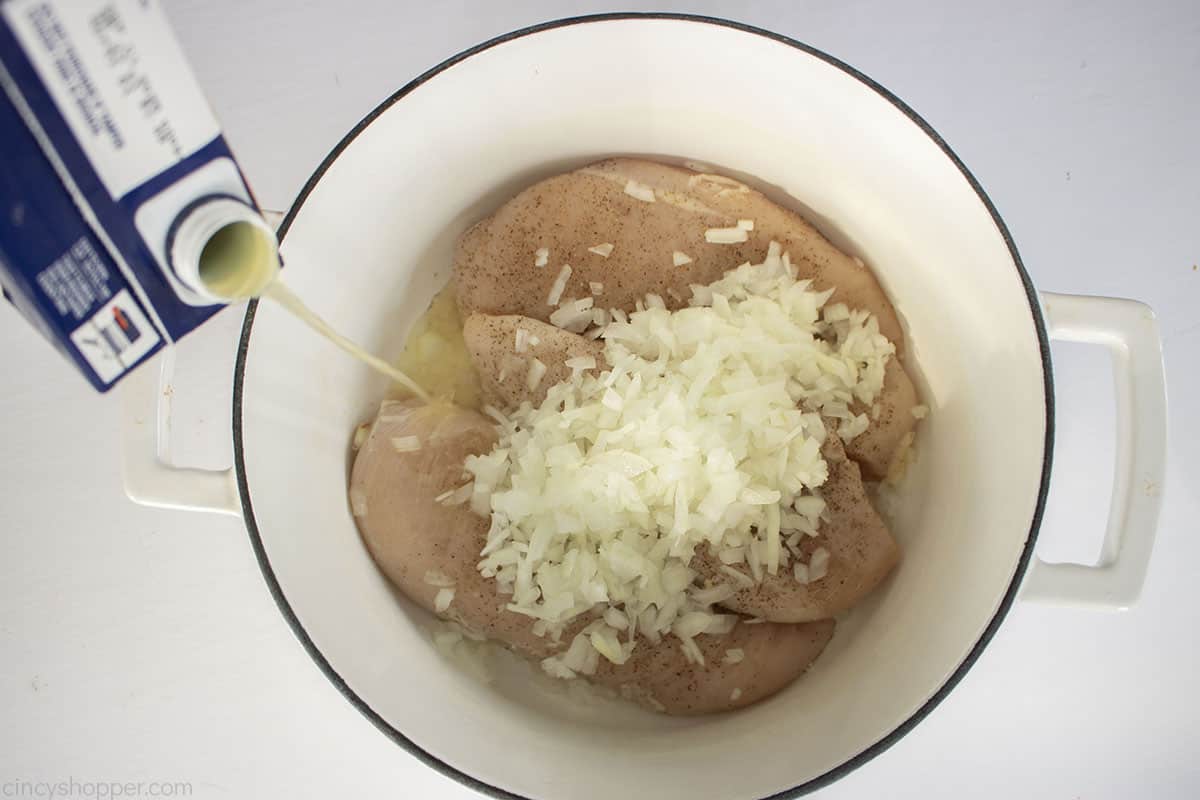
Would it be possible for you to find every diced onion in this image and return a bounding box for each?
[435,483,473,506]
[809,547,831,581]
[623,180,656,202]
[679,637,705,666]
[391,435,421,452]
[564,355,597,371]
[464,240,897,664]
[549,298,595,333]
[705,226,749,244]
[424,569,455,588]
[526,358,547,391]
[547,264,572,306]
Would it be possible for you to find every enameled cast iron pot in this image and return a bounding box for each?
[123,15,1167,800]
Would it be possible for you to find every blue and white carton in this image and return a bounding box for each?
[0,0,272,391]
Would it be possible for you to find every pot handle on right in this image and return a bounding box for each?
[1021,292,1167,609]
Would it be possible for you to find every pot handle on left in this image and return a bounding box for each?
[119,210,285,517]
[120,346,241,516]
[1020,292,1167,609]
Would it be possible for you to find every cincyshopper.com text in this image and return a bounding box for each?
[2,779,192,799]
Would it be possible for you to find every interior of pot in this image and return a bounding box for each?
[236,17,1049,800]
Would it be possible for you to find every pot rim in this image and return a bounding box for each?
[231,12,1055,799]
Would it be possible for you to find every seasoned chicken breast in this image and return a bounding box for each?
[691,429,900,623]
[349,400,834,714]
[453,157,918,476]
[462,314,604,409]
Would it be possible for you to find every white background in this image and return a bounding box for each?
[2,1,1198,798]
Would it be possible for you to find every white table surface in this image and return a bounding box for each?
[3,1,1198,798]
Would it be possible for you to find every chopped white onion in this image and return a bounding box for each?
[623,179,656,202]
[547,264,572,306]
[588,243,614,258]
[435,483,473,506]
[434,587,455,613]
[390,435,421,453]
[424,569,455,588]
[564,355,597,371]
[541,656,576,680]
[723,648,745,665]
[535,247,550,267]
[809,547,831,581]
[549,298,595,333]
[603,607,629,630]
[679,637,705,666]
[672,251,693,267]
[705,226,750,244]
[464,241,897,664]
[526,358,547,391]
[589,281,604,295]
[737,219,754,231]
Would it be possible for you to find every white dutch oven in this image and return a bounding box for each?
[122,15,1168,800]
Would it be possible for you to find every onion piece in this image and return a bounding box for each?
[623,180,656,202]
[390,435,421,453]
[704,226,749,244]
[547,264,572,306]
[564,355,597,371]
[435,483,473,506]
[424,569,455,588]
[526,358,547,391]
[809,547,831,581]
